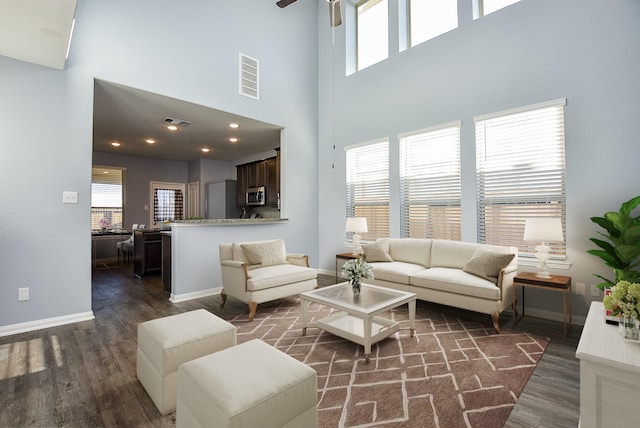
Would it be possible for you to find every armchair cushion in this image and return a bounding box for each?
[241,240,287,267]
[463,248,515,282]
[247,264,318,291]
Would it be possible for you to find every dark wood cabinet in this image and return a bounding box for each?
[236,152,280,207]
[134,230,162,278]
[161,233,171,294]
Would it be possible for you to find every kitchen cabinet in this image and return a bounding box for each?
[236,152,280,207]
[134,230,162,278]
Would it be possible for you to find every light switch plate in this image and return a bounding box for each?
[63,191,78,204]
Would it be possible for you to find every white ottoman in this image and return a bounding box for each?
[177,339,318,428]
[137,309,237,415]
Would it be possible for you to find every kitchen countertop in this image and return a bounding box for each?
[171,218,288,226]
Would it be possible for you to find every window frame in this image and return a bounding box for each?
[149,181,185,227]
[407,0,458,48]
[475,0,522,19]
[474,98,568,262]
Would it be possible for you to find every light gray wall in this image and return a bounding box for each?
[0,0,319,329]
[318,0,640,321]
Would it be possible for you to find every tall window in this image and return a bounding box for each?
[475,99,567,258]
[408,0,458,47]
[356,0,388,71]
[400,122,461,240]
[91,167,124,230]
[476,0,521,18]
[345,140,390,241]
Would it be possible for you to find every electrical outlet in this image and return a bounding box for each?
[18,287,29,301]
[575,282,585,296]
[591,285,601,297]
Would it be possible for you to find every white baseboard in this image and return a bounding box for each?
[170,287,221,303]
[0,311,95,338]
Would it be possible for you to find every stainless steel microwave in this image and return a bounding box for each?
[246,186,266,205]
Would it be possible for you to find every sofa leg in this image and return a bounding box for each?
[248,302,258,322]
[220,290,227,309]
[491,312,500,333]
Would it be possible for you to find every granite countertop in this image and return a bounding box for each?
[171,218,288,226]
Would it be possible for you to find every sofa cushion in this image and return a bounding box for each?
[386,238,431,267]
[247,264,317,291]
[232,243,250,264]
[368,261,427,285]
[362,240,393,262]
[241,240,287,267]
[463,248,515,281]
[430,240,483,269]
[410,267,501,300]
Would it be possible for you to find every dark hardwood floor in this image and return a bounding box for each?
[0,266,580,427]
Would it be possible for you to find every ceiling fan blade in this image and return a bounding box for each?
[276,0,297,8]
[329,0,342,27]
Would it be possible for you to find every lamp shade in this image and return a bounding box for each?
[345,217,368,233]
[523,217,563,242]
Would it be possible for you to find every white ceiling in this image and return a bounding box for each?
[1,0,283,163]
[0,0,77,70]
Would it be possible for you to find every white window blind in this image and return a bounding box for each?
[356,0,388,71]
[400,122,461,240]
[409,0,458,47]
[475,99,567,258]
[91,167,124,230]
[346,140,389,241]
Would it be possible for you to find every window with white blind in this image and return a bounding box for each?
[408,0,458,47]
[345,139,390,241]
[150,181,185,227]
[356,0,389,71]
[400,122,461,240]
[475,99,567,259]
[91,166,124,230]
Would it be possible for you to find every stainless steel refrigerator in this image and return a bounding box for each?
[205,180,241,219]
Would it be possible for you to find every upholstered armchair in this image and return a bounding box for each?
[219,239,318,321]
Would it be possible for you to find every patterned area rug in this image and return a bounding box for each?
[225,298,549,428]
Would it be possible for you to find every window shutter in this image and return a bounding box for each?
[475,99,566,258]
[400,122,461,240]
[345,140,389,241]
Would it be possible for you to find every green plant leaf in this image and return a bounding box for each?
[590,238,617,254]
[621,225,640,245]
[591,216,620,238]
[616,245,640,263]
[619,195,640,217]
[587,249,621,267]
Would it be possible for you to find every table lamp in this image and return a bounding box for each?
[523,217,564,279]
[346,217,368,256]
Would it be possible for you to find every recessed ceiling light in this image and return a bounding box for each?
[229,123,239,129]
[167,125,178,131]
[201,148,210,153]
[111,142,121,147]
[145,139,156,144]
[229,137,238,143]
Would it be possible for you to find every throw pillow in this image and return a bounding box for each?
[363,240,393,262]
[241,240,287,266]
[463,248,515,281]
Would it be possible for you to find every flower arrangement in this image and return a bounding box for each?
[98,218,111,230]
[603,280,640,320]
[342,257,374,284]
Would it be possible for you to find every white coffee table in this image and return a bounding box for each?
[299,282,416,363]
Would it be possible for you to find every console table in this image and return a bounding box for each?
[575,301,640,427]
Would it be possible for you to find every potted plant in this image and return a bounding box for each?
[341,257,373,296]
[588,195,640,291]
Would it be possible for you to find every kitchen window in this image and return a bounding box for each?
[150,181,185,227]
[91,166,124,230]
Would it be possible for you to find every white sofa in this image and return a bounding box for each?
[219,239,318,321]
[361,238,518,332]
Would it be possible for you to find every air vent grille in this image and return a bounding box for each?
[239,52,259,100]
[164,117,191,127]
